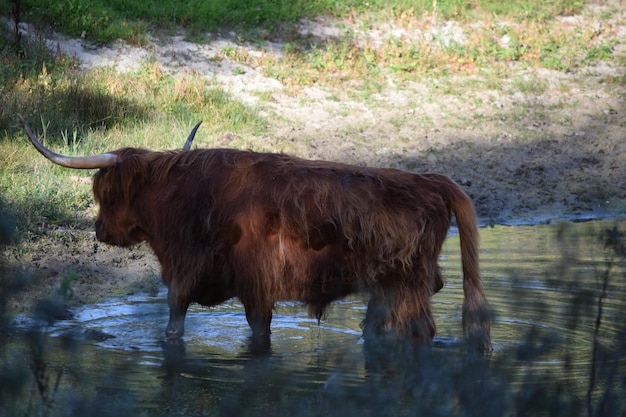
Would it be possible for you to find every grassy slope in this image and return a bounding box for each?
[0,0,620,238]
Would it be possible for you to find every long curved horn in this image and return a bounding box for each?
[18,114,119,169]
[182,121,203,150]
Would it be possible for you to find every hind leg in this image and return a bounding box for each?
[364,282,435,347]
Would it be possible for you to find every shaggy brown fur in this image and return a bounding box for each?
[89,147,491,353]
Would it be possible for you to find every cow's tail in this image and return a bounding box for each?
[449,183,491,354]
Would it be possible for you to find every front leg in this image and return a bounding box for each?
[165,288,190,340]
[240,297,273,341]
[245,309,272,340]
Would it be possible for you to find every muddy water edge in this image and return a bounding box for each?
[1,217,626,416]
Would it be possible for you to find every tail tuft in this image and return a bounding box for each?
[463,302,492,354]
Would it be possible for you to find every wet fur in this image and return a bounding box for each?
[92,147,490,352]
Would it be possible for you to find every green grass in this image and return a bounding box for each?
[3,0,588,44]
[11,0,341,43]
[3,0,613,83]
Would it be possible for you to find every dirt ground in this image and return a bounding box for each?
[3,5,626,316]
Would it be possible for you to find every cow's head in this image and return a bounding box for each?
[91,148,150,247]
[18,115,201,247]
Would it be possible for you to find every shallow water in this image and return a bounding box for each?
[3,218,626,416]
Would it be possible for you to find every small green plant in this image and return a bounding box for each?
[512,74,549,95]
[59,269,78,301]
[583,42,614,65]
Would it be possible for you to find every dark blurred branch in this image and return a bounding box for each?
[587,226,626,417]
[12,0,22,48]
[587,257,611,417]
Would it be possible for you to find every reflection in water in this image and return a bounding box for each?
[3,218,626,416]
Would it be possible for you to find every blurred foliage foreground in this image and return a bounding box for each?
[0,201,625,417]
